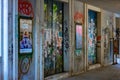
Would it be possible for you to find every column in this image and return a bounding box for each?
[3,0,8,80]
[13,0,18,79]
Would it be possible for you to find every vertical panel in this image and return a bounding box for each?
[0,0,1,57]
[3,0,8,80]
[63,3,69,72]
[40,0,44,79]
[84,3,87,71]
[8,0,14,79]
[13,0,18,79]
[73,0,84,73]
[44,0,64,77]
[0,1,2,80]
[34,0,40,79]
[101,10,113,65]
[69,0,72,74]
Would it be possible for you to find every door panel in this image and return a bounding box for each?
[44,0,64,77]
[88,10,97,65]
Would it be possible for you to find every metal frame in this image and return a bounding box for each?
[3,0,9,80]
[86,4,101,69]
[75,23,83,50]
[44,0,64,77]
[18,16,33,55]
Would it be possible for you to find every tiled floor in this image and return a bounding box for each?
[62,64,120,80]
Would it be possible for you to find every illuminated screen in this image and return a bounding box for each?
[19,18,32,54]
[76,24,82,49]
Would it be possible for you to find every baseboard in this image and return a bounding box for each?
[44,72,69,80]
[88,63,101,70]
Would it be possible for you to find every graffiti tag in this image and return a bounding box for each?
[18,0,34,17]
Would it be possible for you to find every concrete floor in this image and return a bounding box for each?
[62,64,120,80]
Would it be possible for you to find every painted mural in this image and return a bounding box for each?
[103,27,110,59]
[88,10,97,65]
[102,14,114,64]
[18,0,34,80]
[19,18,32,54]
[44,0,64,77]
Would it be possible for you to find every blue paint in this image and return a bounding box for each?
[88,10,97,65]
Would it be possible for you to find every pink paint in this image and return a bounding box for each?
[76,25,82,35]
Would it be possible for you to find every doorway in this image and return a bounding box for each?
[44,0,69,77]
[88,9,98,65]
[115,17,120,64]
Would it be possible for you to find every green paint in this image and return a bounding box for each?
[44,4,47,11]
[53,4,58,12]
[75,49,82,56]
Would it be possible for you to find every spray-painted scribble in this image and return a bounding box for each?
[18,0,34,18]
[74,11,84,24]
[63,20,69,54]
[20,57,30,74]
[103,27,110,60]
[18,56,32,80]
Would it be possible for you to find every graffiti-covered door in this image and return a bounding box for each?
[88,10,97,65]
[44,0,64,77]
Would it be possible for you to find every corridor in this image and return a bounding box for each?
[2,0,120,80]
[62,64,120,80]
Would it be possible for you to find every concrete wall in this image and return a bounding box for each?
[63,3,69,72]
[0,0,17,79]
[101,9,114,66]
[8,0,14,79]
[2,0,120,79]
[72,1,115,73]
[18,0,36,80]
[72,0,84,74]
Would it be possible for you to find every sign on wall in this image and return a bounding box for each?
[75,24,82,49]
[19,17,33,54]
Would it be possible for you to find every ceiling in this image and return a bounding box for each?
[79,0,120,14]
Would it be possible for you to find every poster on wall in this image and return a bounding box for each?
[75,24,82,49]
[19,17,33,54]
